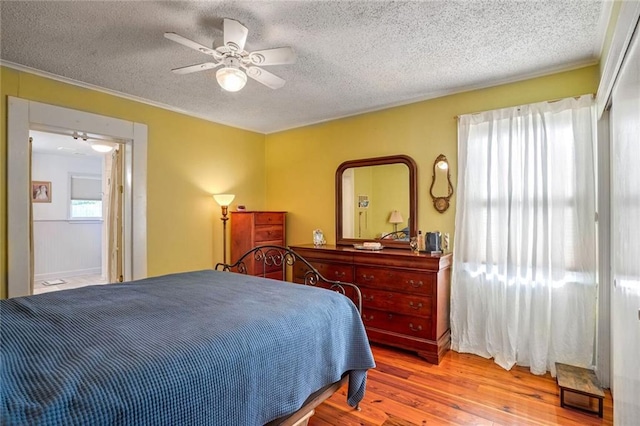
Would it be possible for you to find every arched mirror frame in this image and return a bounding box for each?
[429,154,454,213]
[335,155,418,249]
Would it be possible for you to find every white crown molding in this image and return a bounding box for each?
[594,0,616,59]
[596,1,640,118]
[3,58,600,136]
[268,59,599,135]
[0,60,264,134]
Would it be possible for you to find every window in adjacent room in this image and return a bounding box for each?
[69,173,103,220]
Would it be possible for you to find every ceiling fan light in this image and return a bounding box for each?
[216,66,247,92]
[91,143,115,153]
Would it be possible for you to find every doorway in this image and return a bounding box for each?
[7,97,147,298]
[30,130,123,294]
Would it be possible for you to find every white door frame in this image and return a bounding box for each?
[8,97,147,297]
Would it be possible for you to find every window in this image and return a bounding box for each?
[459,117,587,273]
[451,95,598,375]
[69,174,103,220]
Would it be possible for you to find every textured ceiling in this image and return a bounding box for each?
[1,1,608,134]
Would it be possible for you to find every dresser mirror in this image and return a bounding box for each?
[335,155,418,249]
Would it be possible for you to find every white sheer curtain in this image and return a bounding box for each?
[452,95,597,375]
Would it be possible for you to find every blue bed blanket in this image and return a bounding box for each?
[1,270,375,425]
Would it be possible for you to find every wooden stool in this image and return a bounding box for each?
[556,362,604,418]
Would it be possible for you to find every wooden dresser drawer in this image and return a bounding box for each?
[290,244,452,364]
[255,213,284,225]
[292,261,354,289]
[230,211,286,280]
[254,225,284,242]
[355,266,434,295]
[361,308,433,340]
[309,262,353,282]
[360,287,432,317]
[251,259,282,275]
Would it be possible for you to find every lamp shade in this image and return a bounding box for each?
[389,210,403,224]
[213,194,235,207]
[90,143,115,153]
[216,67,247,92]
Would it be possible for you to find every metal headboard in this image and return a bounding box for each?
[215,245,362,314]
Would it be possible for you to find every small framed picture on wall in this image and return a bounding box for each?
[32,181,51,203]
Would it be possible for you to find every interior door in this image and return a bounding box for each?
[610,24,640,423]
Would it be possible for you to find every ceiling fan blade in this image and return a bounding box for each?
[164,32,218,57]
[223,19,249,52]
[244,66,286,89]
[170,62,221,75]
[249,47,296,66]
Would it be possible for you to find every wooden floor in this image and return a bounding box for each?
[311,344,613,426]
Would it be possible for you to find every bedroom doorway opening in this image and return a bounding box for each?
[29,129,125,294]
[7,97,148,298]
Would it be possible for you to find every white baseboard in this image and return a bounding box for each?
[35,267,102,282]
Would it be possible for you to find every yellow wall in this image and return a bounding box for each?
[1,64,599,299]
[0,67,266,298]
[265,65,600,249]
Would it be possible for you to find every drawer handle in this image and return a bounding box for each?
[407,279,423,288]
[363,294,374,302]
[409,301,423,310]
[334,271,346,278]
[361,274,375,282]
[409,323,422,332]
[362,314,374,321]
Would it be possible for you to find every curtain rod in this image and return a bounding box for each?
[453,93,595,120]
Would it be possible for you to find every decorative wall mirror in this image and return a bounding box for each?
[336,155,417,249]
[429,154,454,213]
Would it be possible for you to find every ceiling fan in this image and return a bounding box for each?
[164,18,296,92]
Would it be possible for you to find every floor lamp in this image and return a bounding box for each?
[213,194,235,264]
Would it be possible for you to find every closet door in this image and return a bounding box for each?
[610,25,640,423]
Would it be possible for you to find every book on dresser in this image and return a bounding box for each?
[290,244,452,364]
[230,211,286,280]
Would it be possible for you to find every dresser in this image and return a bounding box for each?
[290,244,452,364]
[230,211,286,280]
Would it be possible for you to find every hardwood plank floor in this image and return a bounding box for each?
[311,344,613,425]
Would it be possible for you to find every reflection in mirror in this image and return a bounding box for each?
[336,155,417,249]
[342,163,409,239]
[429,154,454,213]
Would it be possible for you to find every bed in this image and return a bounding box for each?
[380,227,410,241]
[1,247,375,425]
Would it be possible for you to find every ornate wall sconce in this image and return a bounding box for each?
[429,154,454,213]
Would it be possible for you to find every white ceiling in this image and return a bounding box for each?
[30,130,113,157]
[1,1,609,134]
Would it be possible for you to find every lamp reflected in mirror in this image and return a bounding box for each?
[388,210,403,233]
[429,154,454,213]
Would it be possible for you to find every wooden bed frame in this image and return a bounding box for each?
[215,245,364,425]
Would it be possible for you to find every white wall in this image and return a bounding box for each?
[32,152,104,280]
[609,22,640,423]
